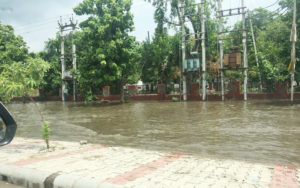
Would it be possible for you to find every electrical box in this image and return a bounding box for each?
[63,88,68,94]
[184,59,200,72]
[224,52,242,67]
[224,46,242,67]
[63,70,73,80]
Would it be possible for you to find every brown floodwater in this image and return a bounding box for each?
[5,100,300,166]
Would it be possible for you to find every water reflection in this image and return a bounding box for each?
[6,100,300,166]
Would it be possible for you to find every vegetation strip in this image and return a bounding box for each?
[9,145,105,166]
[269,164,299,188]
[105,153,183,185]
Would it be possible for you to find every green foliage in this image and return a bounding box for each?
[0,57,50,101]
[42,121,50,149]
[220,2,298,90]
[0,23,28,67]
[143,0,218,85]
[172,97,180,102]
[73,0,140,101]
[37,0,299,96]
[141,33,181,84]
[0,22,50,101]
[83,90,97,102]
[39,36,63,96]
[245,5,297,89]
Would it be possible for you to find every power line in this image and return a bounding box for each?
[14,18,58,30]
[17,26,56,35]
[15,20,57,32]
[263,0,279,9]
[14,14,83,35]
[14,14,72,30]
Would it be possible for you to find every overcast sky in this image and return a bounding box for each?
[0,0,279,52]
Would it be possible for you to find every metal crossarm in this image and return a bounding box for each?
[218,7,247,18]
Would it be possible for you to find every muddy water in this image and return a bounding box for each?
[5,100,300,166]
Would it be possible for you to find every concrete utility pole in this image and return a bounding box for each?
[249,11,263,92]
[242,0,248,101]
[218,1,248,101]
[71,17,77,102]
[201,0,206,101]
[181,0,187,101]
[291,0,297,102]
[58,16,78,102]
[59,17,66,102]
[218,0,225,101]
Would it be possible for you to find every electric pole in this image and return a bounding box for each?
[218,0,248,101]
[71,17,77,102]
[58,16,78,102]
[242,0,248,101]
[181,0,187,101]
[249,11,263,92]
[201,0,206,101]
[291,0,297,102]
[218,0,225,101]
[59,17,66,102]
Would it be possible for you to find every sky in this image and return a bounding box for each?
[0,0,279,52]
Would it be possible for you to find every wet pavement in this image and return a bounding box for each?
[5,100,300,167]
[1,137,299,188]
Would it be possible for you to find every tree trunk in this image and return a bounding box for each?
[46,139,49,149]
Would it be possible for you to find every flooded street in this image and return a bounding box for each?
[6,100,300,166]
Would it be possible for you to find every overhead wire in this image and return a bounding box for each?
[14,14,72,30]
[17,25,58,35]
[263,0,280,9]
[14,14,81,35]
[15,20,58,32]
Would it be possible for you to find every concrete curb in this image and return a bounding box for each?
[0,165,122,188]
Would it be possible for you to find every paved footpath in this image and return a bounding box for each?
[0,137,299,188]
[0,180,24,188]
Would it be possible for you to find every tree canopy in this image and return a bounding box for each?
[73,0,140,101]
[19,0,300,99]
[0,22,49,102]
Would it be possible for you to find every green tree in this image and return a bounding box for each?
[0,22,50,101]
[141,0,181,85]
[279,0,300,82]
[223,5,296,91]
[243,6,297,90]
[143,0,219,87]
[141,34,181,85]
[74,0,140,102]
[0,57,50,101]
[39,36,62,96]
[0,23,28,67]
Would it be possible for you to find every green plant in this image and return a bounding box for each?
[42,121,50,149]
[83,90,97,102]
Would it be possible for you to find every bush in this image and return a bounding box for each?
[42,121,50,149]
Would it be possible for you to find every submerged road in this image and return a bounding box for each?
[6,100,300,167]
